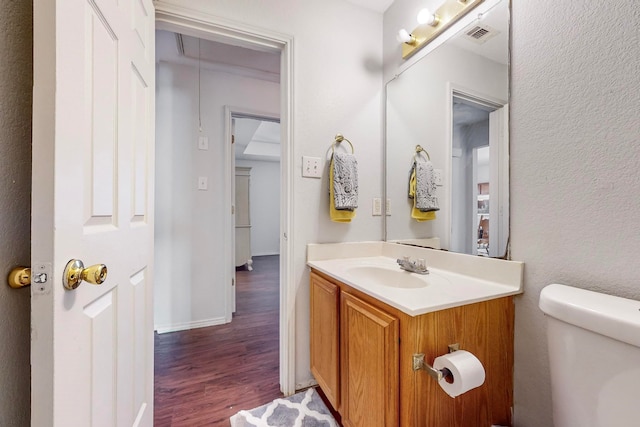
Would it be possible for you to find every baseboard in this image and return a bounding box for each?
[294,378,318,392]
[252,251,280,257]
[155,316,228,334]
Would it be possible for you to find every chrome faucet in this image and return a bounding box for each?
[396,256,429,275]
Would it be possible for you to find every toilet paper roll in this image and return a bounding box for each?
[433,350,486,398]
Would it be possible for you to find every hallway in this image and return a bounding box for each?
[154,255,282,426]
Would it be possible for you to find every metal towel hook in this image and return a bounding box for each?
[332,133,354,154]
[414,144,430,161]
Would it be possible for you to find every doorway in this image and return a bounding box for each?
[450,93,505,256]
[154,3,296,400]
[153,26,288,422]
[229,111,281,312]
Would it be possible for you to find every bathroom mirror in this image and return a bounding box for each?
[384,0,509,257]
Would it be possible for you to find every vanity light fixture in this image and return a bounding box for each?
[399,0,485,59]
[396,28,416,45]
[417,8,440,26]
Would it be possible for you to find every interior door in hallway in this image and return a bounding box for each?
[31,0,156,425]
[228,111,281,320]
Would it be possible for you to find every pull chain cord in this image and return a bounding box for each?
[198,38,202,133]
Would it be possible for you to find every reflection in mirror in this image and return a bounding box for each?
[450,92,508,257]
[384,0,509,257]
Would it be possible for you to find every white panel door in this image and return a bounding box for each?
[31,0,155,425]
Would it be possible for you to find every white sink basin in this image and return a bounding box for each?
[343,265,445,289]
[307,252,523,316]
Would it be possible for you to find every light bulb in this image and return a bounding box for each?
[396,29,414,44]
[417,8,439,26]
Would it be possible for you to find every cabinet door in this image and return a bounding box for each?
[341,292,399,427]
[310,273,340,410]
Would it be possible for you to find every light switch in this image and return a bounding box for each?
[302,156,322,178]
[198,176,208,190]
[372,198,382,216]
[198,136,209,150]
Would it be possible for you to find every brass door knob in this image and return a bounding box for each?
[8,267,31,288]
[63,259,108,290]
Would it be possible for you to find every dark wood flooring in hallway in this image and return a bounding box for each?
[154,255,282,426]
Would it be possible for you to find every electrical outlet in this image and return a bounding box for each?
[198,176,208,190]
[372,198,382,216]
[302,156,322,178]
[198,136,209,150]
[433,169,444,186]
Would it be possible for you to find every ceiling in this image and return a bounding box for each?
[450,0,509,65]
[453,101,490,127]
[180,34,280,75]
[345,0,395,13]
[234,117,281,162]
[156,30,281,83]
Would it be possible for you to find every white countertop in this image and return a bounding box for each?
[307,242,523,317]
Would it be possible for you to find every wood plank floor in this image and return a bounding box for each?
[154,255,282,426]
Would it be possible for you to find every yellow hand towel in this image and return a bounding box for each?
[409,168,436,222]
[330,157,356,222]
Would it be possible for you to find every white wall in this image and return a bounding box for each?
[510,1,640,425]
[385,1,640,425]
[1,0,636,425]
[156,0,511,393]
[158,0,384,388]
[155,60,280,332]
[385,43,507,247]
[0,0,32,424]
[235,159,281,256]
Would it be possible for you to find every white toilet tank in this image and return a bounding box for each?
[539,284,640,427]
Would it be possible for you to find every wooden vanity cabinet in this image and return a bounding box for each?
[341,292,399,427]
[309,273,340,410]
[309,269,514,427]
[311,271,399,427]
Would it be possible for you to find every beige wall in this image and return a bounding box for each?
[0,0,32,425]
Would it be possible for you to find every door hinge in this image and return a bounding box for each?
[232,278,235,287]
[231,134,235,144]
[232,205,235,215]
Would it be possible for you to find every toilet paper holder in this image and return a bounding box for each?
[412,343,459,381]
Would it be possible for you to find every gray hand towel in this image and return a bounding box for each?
[415,160,439,212]
[332,152,358,210]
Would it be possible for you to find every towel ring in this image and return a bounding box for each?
[414,145,430,161]
[332,133,355,154]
